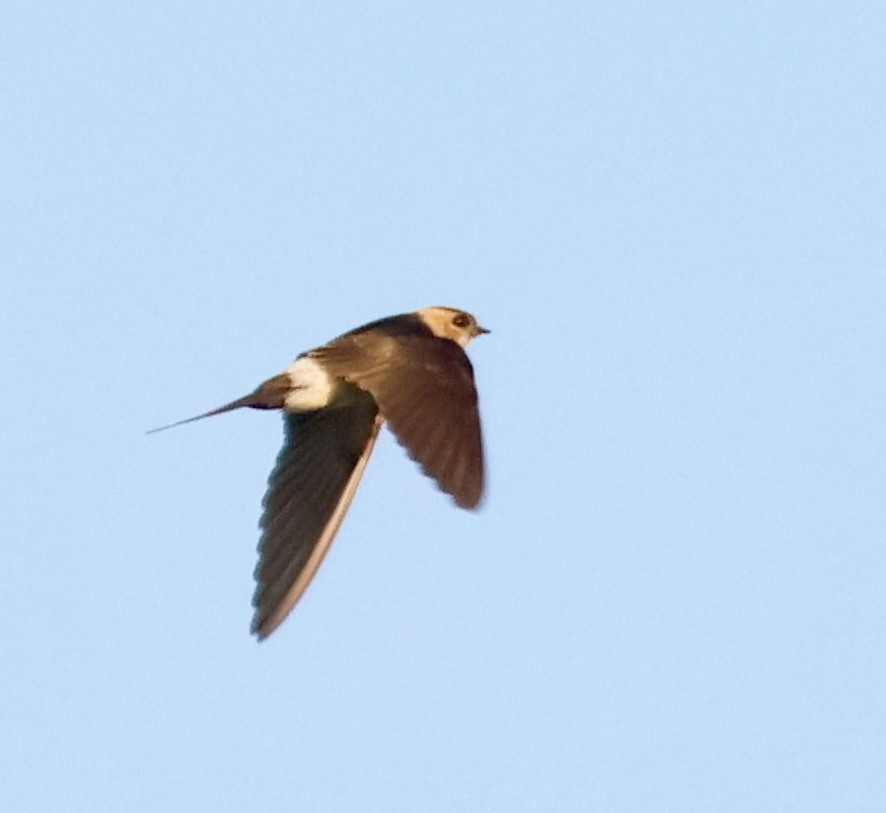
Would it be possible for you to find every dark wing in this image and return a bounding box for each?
[251,389,381,639]
[313,333,484,509]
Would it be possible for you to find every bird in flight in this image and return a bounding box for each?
[151,306,488,639]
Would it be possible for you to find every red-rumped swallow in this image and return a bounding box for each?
[151,307,488,639]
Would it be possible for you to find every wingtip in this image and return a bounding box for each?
[250,612,281,642]
[455,492,484,511]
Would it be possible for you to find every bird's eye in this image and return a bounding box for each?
[452,313,471,329]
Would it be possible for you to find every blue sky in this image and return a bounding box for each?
[2,2,884,810]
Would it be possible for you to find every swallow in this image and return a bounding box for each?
[151,306,488,639]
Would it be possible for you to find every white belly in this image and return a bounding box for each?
[282,356,338,412]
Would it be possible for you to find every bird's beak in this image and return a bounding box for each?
[475,325,491,337]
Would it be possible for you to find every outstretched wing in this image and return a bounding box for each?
[313,332,484,509]
[252,389,381,639]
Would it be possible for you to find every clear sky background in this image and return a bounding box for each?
[2,3,884,811]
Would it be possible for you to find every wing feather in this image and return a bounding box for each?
[251,391,381,639]
[314,333,484,508]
